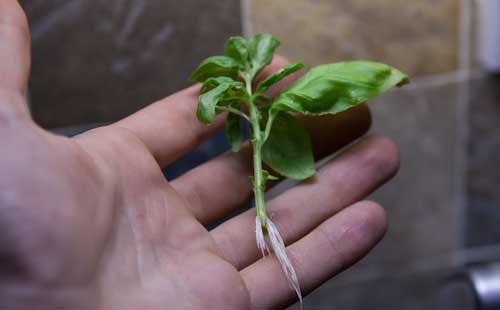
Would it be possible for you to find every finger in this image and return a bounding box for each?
[112,55,298,167]
[0,0,30,93]
[241,201,387,309]
[211,135,399,269]
[171,104,371,225]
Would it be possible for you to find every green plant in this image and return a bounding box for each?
[190,33,409,304]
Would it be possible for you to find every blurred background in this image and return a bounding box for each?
[18,0,500,309]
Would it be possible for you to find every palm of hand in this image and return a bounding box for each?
[3,104,254,309]
[0,2,399,309]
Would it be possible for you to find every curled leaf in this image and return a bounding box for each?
[272,61,409,115]
[190,56,240,83]
[197,84,231,124]
[202,76,239,91]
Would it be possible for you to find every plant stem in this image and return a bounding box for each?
[215,106,250,121]
[245,75,268,228]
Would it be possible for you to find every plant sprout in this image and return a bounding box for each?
[190,33,409,305]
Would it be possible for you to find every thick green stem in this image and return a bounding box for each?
[245,75,268,228]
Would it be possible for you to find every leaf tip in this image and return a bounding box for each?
[397,75,411,87]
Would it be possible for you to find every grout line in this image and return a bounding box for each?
[240,0,252,38]
[457,0,473,249]
[459,0,473,71]
[458,244,500,265]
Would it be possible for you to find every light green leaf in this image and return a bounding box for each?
[225,104,243,152]
[197,84,231,124]
[190,56,240,83]
[202,76,244,94]
[262,112,315,180]
[262,169,279,181]
[256,63,304,93]
[271,61,409,115]
[248,33,280,78]
[202,76,240,91]
[201,77,246,108]
[224,36,249,68]
[249,169,279,187]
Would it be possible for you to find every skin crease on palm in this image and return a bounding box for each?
[0,1,400,309]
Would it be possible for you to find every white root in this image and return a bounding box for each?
[255,216,303,308]
[255,216,270,257]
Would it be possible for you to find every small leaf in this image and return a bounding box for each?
[256,63,304,93]
[262,112,315,180]
[249,169,279,187]
[262,169,279,181]
[201,77,246,109]
[271,61,409,115]
[224,36,249,68]
[202,76,240,92]
[248,33,280,78]
[197,84,231,124]
[225,105,243,152]
[190,56,240,83]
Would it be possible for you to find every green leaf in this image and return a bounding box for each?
[262,169,279,181]
[201,77,246,108]
[224,36,249,68]
[225,105,243,152]
[202,76,244,93]
[262,112,315,180]
[197,77,247,124]
[254,93,272,104]
[190,56,240,83]
[248,33,280,78]
[256,63,304,93]
[197,84,231,124]
[271,61,409,115]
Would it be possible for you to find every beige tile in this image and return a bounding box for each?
[248,0,459,77]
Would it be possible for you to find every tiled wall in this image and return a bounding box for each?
[21,0,241,128]
[21,0,500,309]
[246,0,459,76]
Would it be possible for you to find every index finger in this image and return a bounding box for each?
[0,0,30,94]
[112,55,296,167]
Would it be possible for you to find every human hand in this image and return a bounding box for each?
[0,1,399,309]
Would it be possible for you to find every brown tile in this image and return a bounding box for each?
[467,75,500,247]
[20,0,242,128]
[248,0,459,77]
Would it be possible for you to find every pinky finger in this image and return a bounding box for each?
[240,201,387,309]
